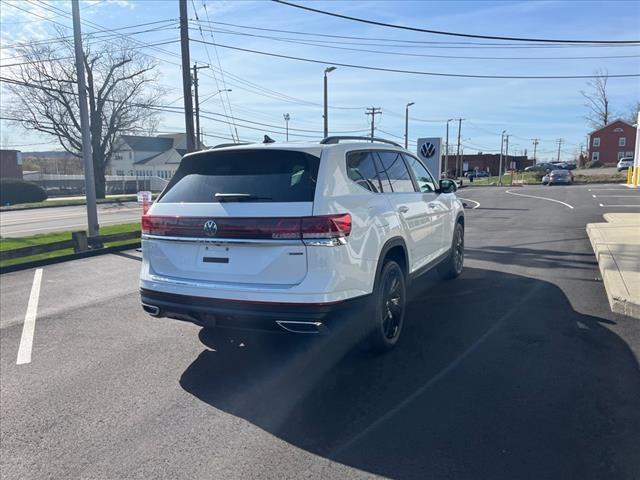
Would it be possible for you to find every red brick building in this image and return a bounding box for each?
[0,150,23,179]
[587,119,636,166]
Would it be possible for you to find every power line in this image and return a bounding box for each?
[273,0,640,44]
[0,39,180,68]
[191,38,640,79]
[195,24,640,61]
[15,0,366,113]
[201,1,238,141]
[190,0,236,142]
[0,19,178,50]
[197,19,640,49]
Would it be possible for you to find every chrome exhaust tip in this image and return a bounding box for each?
[142,303,161,317]
[276,320,328,334]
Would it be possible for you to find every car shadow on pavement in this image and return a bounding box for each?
[180,267,640,480]
[466,246,599,271]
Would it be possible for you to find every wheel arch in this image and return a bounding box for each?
[374,237,409,283]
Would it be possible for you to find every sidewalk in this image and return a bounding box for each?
[586,213,640,319]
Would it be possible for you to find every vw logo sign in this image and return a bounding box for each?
[203,220,218,237]
[420,142,436,159]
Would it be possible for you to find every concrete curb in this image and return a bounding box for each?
[586,217,640,319]
[0,242,141,274]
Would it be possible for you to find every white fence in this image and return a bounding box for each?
[22,173,169,195]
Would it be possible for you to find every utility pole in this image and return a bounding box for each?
[179,0,195,153]
[192,63,209,149]
[556,138,564,162]
[445,118,453,177]
[71,0,98,238]
[531,138,539,164]
[323,66,336,137]
[404,102,414,149]
[366,107,382,142]
[498,130,506,185]
[455,118,464,177]
[283,113,290,142]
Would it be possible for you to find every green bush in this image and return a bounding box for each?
[0,178,47,205]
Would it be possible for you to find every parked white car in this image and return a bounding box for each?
[140,137,465,351]
[617,157,634,172]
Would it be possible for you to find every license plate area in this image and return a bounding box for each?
[199,244,231,265]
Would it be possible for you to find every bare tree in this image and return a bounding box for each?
[622,100,640,124]
[581,69,610,129]
[5,31,164,198]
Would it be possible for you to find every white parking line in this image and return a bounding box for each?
[505,189,574,209]
[458,197,480,209]
[599,204,640,208]
[16,269,43,365]
[588,188,628,191]
[592,195,640,198]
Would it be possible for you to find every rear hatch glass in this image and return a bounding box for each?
[159,149,320,204]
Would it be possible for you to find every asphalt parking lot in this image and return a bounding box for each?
[1,184,639,480]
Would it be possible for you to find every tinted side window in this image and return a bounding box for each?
[403,154,437,193]
[346,151,382,193]
[376,151,416,193]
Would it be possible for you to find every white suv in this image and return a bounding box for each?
[140,137,465,350]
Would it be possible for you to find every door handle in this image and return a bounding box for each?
[398,205,409,214]
[428,203,436,208]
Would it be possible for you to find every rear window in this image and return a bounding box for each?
[159,149,320,203]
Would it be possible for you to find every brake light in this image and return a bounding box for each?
[301,213,351,239]
[141,213,351,240]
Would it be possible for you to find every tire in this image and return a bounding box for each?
[366,260,406,352]
[438,222,464,280]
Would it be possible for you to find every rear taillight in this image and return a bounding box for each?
[301,213,351,239]
[141,213,351,240]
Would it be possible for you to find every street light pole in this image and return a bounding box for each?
[323,66,336,138]
[455,118,464,178]
[283,113,290,142]
[404,102,414,149]
[199,88,232,105]
[71,0,98,238]
[445,118,453,177]
[498,130,506,186]
[444,118,453,175]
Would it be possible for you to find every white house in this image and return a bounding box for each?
[110,133,196,179]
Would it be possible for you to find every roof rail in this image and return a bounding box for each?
[320,136,402,148]
[211,142,253,149]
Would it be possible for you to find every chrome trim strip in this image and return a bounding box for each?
[303,237,347,247]
[141,234,302,246]
[147,273,298,290]
[276,320,328,334]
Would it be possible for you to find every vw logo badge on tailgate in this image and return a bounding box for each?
[203,220,218,237]
[420,142,436,159]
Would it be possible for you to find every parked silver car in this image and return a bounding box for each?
[617,157,634,172]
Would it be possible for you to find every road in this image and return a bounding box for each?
[0,202,142,237]
[1,184,639,479]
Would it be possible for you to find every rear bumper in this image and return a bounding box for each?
[140,288,369,334]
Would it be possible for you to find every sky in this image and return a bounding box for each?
[1,0,639,162]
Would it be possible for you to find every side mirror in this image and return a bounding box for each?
[439,178,457,193]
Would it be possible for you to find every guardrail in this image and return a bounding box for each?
[0,230,141,261]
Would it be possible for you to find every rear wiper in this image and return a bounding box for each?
[214,193,272,202]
